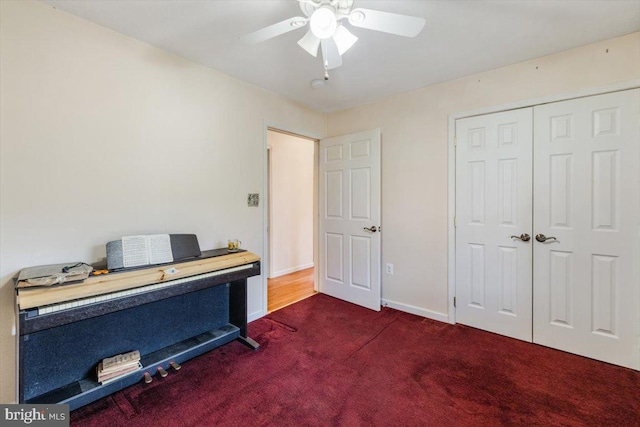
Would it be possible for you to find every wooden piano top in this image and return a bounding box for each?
[16,250,260,310]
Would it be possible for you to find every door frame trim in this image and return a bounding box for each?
[260,122,321,320]
[447,79,640,324]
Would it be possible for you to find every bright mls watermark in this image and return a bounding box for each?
[0,405,68,426]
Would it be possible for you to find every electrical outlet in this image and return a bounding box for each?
[385,263,394,275]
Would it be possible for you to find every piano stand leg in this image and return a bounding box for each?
[236,336,259,350]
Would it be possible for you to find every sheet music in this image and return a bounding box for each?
[122,234,174,268]
[148,234,173,264]
[122,235,150,268]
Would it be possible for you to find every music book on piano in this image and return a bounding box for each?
[122,234,174,268]
[107,234,201,270]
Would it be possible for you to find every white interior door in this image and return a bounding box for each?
[455,108,533,341]
[319,129,381,311]
[533,89,640,369]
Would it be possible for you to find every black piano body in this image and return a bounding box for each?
[16,249,260,410]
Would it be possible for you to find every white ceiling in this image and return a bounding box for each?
[42,0,640,113]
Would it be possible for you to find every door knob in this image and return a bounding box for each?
[535,233,557,243]
[510,233,531,242]
[363,226,378,233]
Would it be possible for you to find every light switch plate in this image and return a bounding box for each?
[248,193,259,207]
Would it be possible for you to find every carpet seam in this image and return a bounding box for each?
[345,313,400,360]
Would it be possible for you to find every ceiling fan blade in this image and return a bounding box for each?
[240,17,308,44]
[332,25,358,56]
[298,30,321,57]
[321,38,342,70]
[348,8,425,38]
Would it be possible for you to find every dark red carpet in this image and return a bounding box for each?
[71,294,640,426]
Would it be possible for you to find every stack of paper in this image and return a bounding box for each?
[96,350,141,384]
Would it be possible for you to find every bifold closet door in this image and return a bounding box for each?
[455,108,533,342]
[533,89,640,370]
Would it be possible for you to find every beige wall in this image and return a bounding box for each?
[327,32,640,319]
[0,1,326,403]
[267,131,315,278]
[2,0,639,406]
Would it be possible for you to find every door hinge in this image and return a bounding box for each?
[454,137,457,147]
[453,216,457,228]
[453,296,456,308]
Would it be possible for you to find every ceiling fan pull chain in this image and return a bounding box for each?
[322,41,330,80]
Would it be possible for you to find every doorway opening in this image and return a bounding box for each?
[266,128,318,312]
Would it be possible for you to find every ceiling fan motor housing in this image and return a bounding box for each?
[299,0,354,19]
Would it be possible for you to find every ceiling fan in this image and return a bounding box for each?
[241,0,426,73]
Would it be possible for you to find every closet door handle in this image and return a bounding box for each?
[535,234,557,243]
[510,233,531,242]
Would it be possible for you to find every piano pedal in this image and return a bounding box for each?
[143,372,153,384]
[170,361,181,371]
[157,366,168,378]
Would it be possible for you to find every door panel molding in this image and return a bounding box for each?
[455,108,533,342]
[447,80,639,324]
[449,84,640,369]
[319,128,381,311]
[533,89,639,369]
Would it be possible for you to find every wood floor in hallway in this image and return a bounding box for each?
[268,268,316,312]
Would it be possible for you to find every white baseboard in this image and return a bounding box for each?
[248,309,265,323]
[270,262,314,279]
[381,299,449,324]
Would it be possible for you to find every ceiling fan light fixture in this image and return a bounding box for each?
[333,25,358,56]
[298,30,321,57]
[243,1,426,71]
[310,7,338,40]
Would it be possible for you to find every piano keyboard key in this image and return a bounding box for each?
[37,264,254,316]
